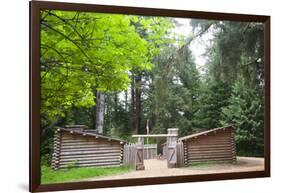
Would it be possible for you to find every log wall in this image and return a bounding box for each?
[183,128,236,165]
[51,130,124,169]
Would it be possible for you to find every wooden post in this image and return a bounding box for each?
[231,129,237,162]
[183,141,189,166]
[136,137,145,170]
[51,128,62,170]
[167,128,178,168]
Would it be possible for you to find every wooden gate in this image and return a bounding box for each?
[129,128,183,170]
[123,138,145,170]
[135,137,145,170]
[143,144,157,159]
[164,141,184,167]
[166,128,178,168]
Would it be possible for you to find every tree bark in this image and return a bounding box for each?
[124,90,128,112]
[95,91,105,134]
[135,74,142,134]
[130,74,136,133]
[130,72,142,134]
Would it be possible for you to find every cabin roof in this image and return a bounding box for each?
[178,125,235,141]
[57,126,126,144]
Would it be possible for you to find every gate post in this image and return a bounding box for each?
[167,128,178,168]
[136,137,145,170]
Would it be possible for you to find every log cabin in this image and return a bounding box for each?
[51,125,126,170]
[178,125,236,166]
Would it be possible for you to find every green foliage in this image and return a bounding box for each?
[41,166,130,184]
[41,10,163,120]
[40,10,175,165]
[146,45,200,136]
[193,80,232,129]
[220,80,264,156]
[203,21,264,86]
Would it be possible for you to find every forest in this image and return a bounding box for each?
[40,10,265,166]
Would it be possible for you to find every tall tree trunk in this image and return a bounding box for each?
[135,74,142,134]
[130,74,136,133]
[124,90,128,112]
[130,73,142,134]
[114,93,118,115]
[95,91,105,133]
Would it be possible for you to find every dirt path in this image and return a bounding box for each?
[88,156,264,181]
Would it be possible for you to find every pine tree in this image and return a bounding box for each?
[220,80,264,156]
[193,80,231,129]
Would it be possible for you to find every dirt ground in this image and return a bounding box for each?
[89,156,264,181]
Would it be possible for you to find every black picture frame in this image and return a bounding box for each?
[30,1,270,192]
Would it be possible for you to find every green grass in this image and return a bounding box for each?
[41,165,131,184]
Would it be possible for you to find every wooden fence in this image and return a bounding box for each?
[143,144,157,160]
[176,141,185,167]
[124,141,184,169]
[123,144,158,169]
[123,144,136,169]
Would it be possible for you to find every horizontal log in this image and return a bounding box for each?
[60,152,121,159]
[187,143,233,148]
[60,147,121,152]
[60,142,101,147]
[61,135,120,143]
[60,144,120,150]
[187,134,232,139]
[187,139,232,145]
[187,135,232,141]
[61,141,120,147]
[184,142,233,149]
[188,149,234,155]
[60,149,120,156]
[188,147,233,153]
[60,158,120,164]
[60,139,99,144]
[59,161,120,168]
[187,154,233,160]
[188,144,233,149]
[187,146,233,152]
[60,155,122,162]
[61,136,89,140]
[188,153,233,159]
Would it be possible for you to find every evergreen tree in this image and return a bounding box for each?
[220,80,264,156]
[193,80,231,129]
